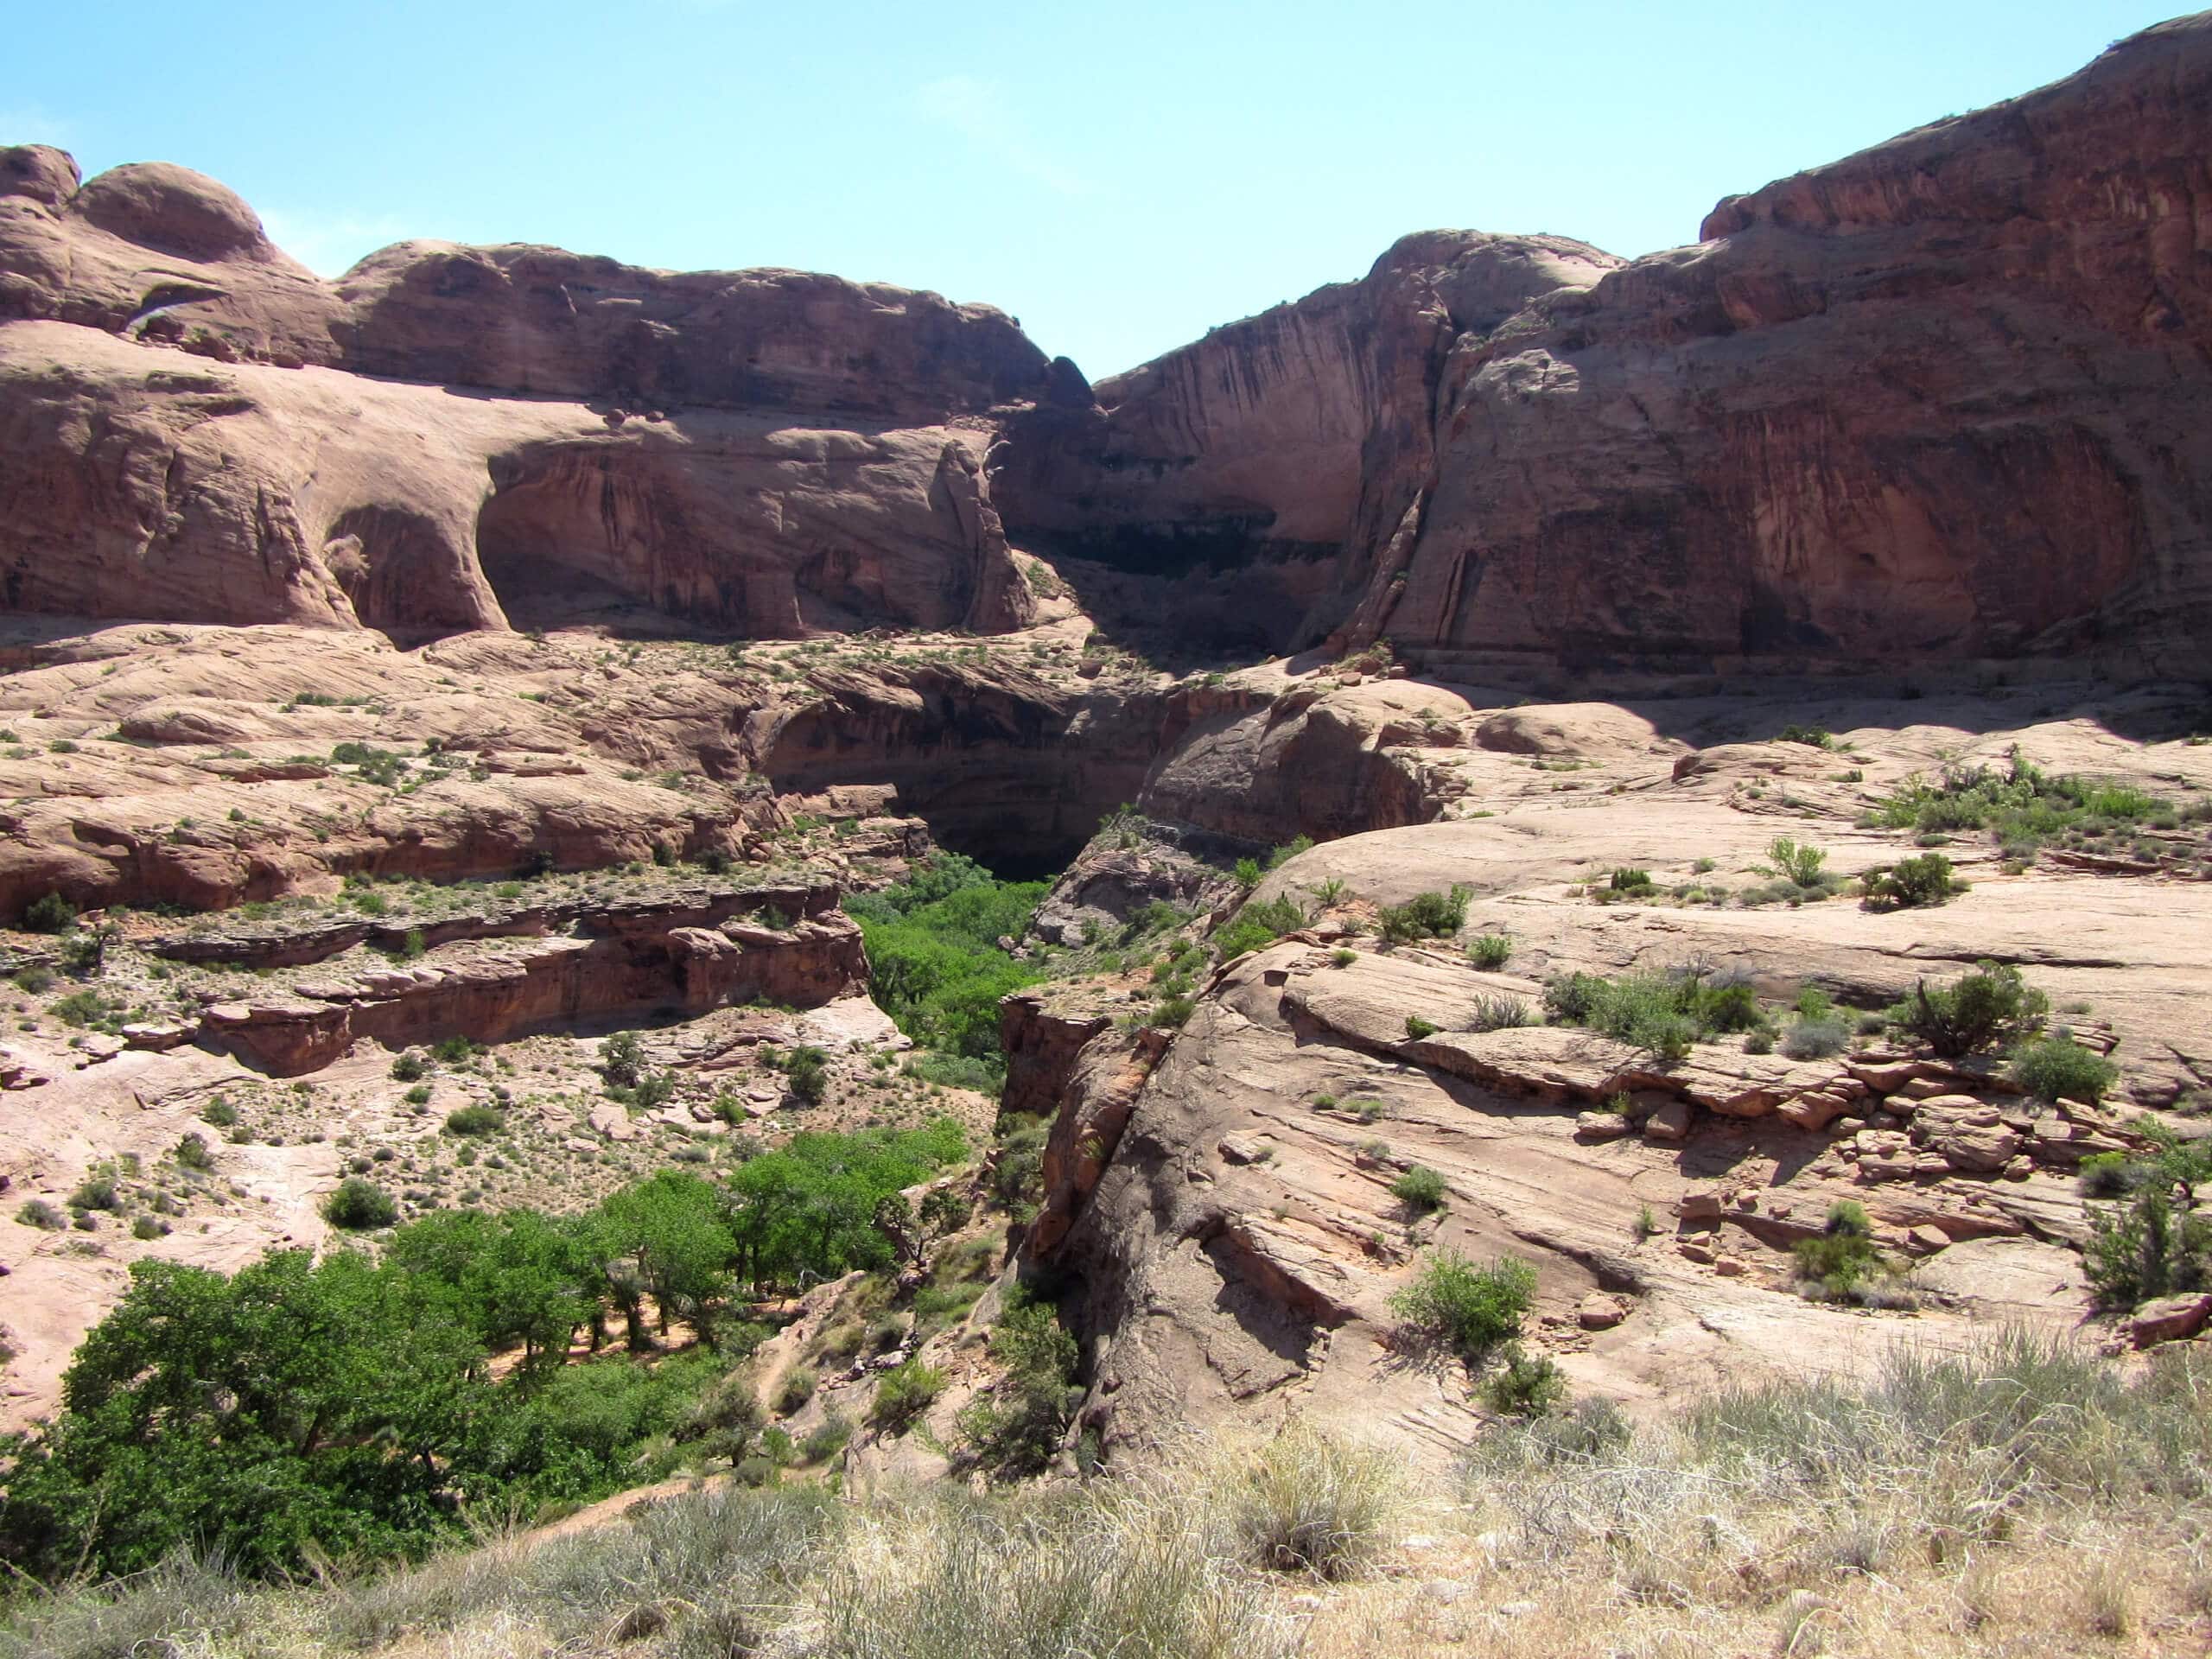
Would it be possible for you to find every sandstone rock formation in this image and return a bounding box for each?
[0,145,1044,639]
[998,16,2212,674]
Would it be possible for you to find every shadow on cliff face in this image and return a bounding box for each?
[1025,547,1341,671]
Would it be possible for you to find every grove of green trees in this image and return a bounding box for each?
[0,1120,965,1582]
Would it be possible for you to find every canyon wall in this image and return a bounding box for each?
[998,15,2212,675]
[5,13,2212,671]
[0,149,1044,639]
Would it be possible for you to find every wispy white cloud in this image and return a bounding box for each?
[0,105,76,150]
[258,206,414,276]
[914,75,1087,197]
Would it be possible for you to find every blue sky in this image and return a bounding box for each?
[3,1,2184,378]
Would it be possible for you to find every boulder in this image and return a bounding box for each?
[2131,1294,2212,1350]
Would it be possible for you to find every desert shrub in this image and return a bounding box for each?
[2011,1033,2118,1103]
[1149,995,1197,1028]
[1887,962,2047,1057]
[131,1216,168,1241]
[956,1291,1079,1474]
[2086,1187,2212,1311]
[1390,1249,1535,1363]
[1543,969,1700,1061]
[1329,947,1356,968]
[785,1045,830,1105]
[1390,1165,1446,1211]
[1232,856,1264,891]
[1468,932,1514,969]
[1228,1424,1395,1580]
[389,1052,425,1082]
[22,891,75,933]
[200,1096,238,1128]
[1403,1014,1438,1040]
[1793,1200,1887,1299]
[1865,851,1961,909]
[1606,867,1654,894]
[1483,1344,1569,1417]
[1376,886,1469,944]
[870,1360,945,1429]
[174,1132,214,1171]
[1777,723,1834,748]
[431,1036,477,1065]
[800,1412,852,1463]
[1872,748,2168,859]
[1765,835,1828,886]
[1745,1026,1775,1054]
[16,1198,62,1230]
[1212,892,1310,961]
[403,1084,431,1106]
[1469,994,1532,1032]
[1266,835,1315,870]
[321,1177,397,1230]
[1780,1014,1850,1060]
[443,1105,503,1136]
[2077,1152,2139,1199]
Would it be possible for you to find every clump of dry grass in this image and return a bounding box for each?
[1224,1421,1399,1580]
[6,1332,2208,1659]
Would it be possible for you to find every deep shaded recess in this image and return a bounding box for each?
[881,782,1107,881]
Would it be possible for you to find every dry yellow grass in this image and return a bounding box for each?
[4,1330,2206,1659]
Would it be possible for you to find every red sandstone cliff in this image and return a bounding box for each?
[996,15,2212,675]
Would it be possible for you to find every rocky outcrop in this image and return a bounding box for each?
[0,146,1043,639]
[193,884,867,1075]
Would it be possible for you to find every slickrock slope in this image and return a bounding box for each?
[1001,15,2212,672]
[1014,669,2212,1459]
[0,617,1172,916]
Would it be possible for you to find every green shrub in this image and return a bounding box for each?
[1329,948,1357,968]
[431,1036,477,1065]
[775,1366,818,1415]
[1467,932,1513,969]
[1543,969,1701,1062]
[1483,1344,1568,1417]
[2011,1034,2118,1103]
[1403,1014,1438,1041]
[1792,1200,1887,1299]
[22,891,75,933]
[799,1411,852,1463]
[2086,1186,2212,1310]
[403,1084,432,1106]
[1389,1249,1535,1363]
[1777,724,1834,749]
[871,1359,946,1428]
[16,1198,62,1230]
[1607,867,1654,894]
[1887,963,2047,1057]
[955,1293,1079,1473]
[443,1105,504,1136]
[785,1046,830,1106]
[1765,835,1828,886]
[1376,886,1469,944]
[1390,1166,1446,1211]
[321,1177,397,1230]
[389,1052,425,1082]
[1865,851,1961,909]
[200,1096,238,1128]
[174,1132,213,1171]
